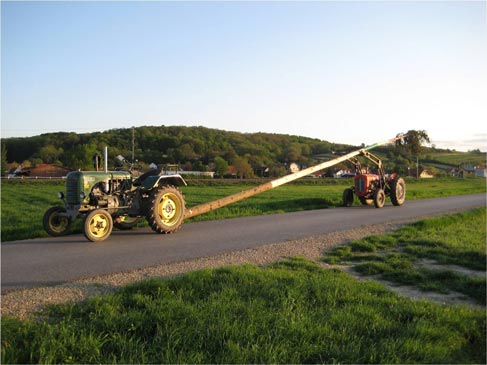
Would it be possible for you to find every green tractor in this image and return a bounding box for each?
[43,157,187,242]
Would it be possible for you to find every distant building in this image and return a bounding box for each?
[333,169,356,178]
[408,168,434,179]
[458,165,476,178]
[305,171,322,178]
[288,162,300,173]
[475,167,486,178]
[254,166,270,177]
[8,164,72,178]
[457,165,486,178]
[225,165,238,178]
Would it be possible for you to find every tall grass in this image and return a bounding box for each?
[2,257,485,364]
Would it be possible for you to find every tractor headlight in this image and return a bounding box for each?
[80,192,86,200]
[58,192,65,199]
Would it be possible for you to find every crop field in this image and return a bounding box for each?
[1,177,485,242]
[2,209,485,363]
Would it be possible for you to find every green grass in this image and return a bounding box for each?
[427,150,485,166]
[323,208,486,304]
[1,177,485,241]
[2,257,485,364]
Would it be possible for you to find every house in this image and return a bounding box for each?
[8,164,72,178]
[288,162,300,173]
[419,169,434,178]
[305,171,322,178]
[224,165,238,178]
[457,165,487,178]
[254,166,270,177]
[408,168,434,179]
[476,168,487,178]
[458,165,476,178]
[24,164,72,178]
[333,169,356,178]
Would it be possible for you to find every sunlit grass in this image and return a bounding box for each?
[1,177,485,241]
[2,257,485,364]
[323,208,486,304]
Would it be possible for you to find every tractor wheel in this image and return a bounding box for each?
[390,176,406,206]
[146,185,185,234]
[359,197,373,205]
[114,216,141,230]
[84,209,113,242]
[373,188,386,208]
[342,188,354,207]
[43,206,71,236]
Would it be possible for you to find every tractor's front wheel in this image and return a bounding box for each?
[359,197,373,206]
[84,209,113,242]
[146,185,185,234]
[43,206,71,236]
[373,188,386,208]
[342,188,354,207]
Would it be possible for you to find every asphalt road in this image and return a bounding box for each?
[2,193,485,293]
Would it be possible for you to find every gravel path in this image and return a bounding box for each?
[2,220,413,320]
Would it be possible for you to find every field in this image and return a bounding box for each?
[2,209,485,364]
[324,208,486,305]
[427,150,485,166]
[1,177,485,241]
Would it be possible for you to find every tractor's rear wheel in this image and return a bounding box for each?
[342,188,354,207]
[114,216,141,230]
[390,176,406,206]
[84,209,113,242]
[43,206,71,236]
[146,185,185,234]
[373,188,386,208]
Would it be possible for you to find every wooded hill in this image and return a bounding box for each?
[1,125,484,177]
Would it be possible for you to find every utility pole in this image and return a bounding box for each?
[131,126,135,162]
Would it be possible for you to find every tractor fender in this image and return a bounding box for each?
[140,174,187,189]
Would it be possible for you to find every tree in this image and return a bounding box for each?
[65,144,98,170]
[233,157,254,179]
[396,130,431,157]
[38,145,63,164]
[213,157,229,177]
[1,143,7,176]
[192,160,207,172]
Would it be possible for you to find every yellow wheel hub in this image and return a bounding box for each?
[158,193,181,226]
[88,214,110,237]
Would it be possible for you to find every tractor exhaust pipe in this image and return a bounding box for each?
[104,146,108,173]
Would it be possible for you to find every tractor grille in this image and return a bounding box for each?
[355,178,366,194]
[66,176,80,204]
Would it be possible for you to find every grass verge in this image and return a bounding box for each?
[1,177,485,241]
[2,257,485,364]
[323,208,486,304]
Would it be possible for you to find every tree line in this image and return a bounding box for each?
[1,126,439,177]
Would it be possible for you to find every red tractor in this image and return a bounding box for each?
[342,150,406,208]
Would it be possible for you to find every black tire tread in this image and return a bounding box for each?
[146,185,185,234]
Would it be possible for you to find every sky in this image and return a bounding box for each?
[1,0,486,152]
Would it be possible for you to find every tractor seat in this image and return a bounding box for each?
[132,169,159,186]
